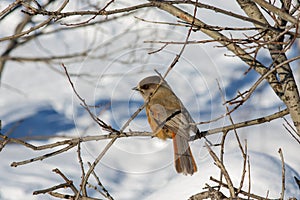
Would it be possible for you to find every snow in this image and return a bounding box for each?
[1,1,300,200]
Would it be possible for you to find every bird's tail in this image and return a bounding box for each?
[172,132,197,175]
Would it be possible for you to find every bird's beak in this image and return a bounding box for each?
[132,86,139,91]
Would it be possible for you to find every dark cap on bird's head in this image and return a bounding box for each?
[139,75,161,86]
[132,75,169,91]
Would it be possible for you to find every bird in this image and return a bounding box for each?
[133,75,199,175]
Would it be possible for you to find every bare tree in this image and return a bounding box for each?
[1,0,300,199]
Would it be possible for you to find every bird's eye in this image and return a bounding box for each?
[141,84,149,90]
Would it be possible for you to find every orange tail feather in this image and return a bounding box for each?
[172,133,197,175]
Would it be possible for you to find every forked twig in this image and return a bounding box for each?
[33,168,78,196]
[216,79,248,196]
[61,64,123,197]
[210,177,269,200]
[205,143,235,198]
[88,162,114,200]
[80,136,118,197]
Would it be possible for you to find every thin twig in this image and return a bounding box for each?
[62,0,115,26]
[238,141,248,194]
[77,141,87,198]
[278,148,285,200]
[33,168,78,196]
[61,64,114,132]
[163,0,198,78]
[247,155,251,200]
[53,168,78,194]
[87,183,107,198]
[218,131,228,188]
[282,117,300,144]
[33,182,70,195]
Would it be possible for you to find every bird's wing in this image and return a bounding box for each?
[180,105,200,136]
[149,103,190,140]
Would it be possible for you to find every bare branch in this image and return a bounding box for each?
[0,0,69,42]
[0,0,22,19]
[23,2,155,19]
[33,182,70,195]
[10,143,77,167]
[152,1,282,99]
[189,184,227,200]
[192,108,289,139]
[252,0,300,26]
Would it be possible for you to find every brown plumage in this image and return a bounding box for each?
[133,75,198,175]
